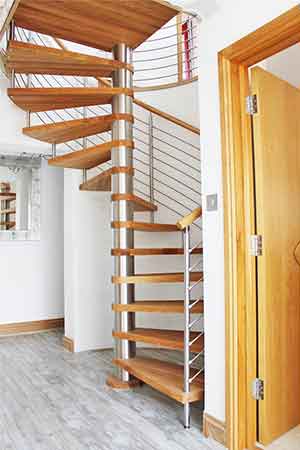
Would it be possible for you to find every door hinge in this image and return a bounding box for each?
[250,234,262,256]
[246,95,258,115]
[252,378,264,401]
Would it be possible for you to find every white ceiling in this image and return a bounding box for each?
[172,0,218,17]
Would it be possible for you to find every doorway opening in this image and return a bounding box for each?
[219,6,300,450]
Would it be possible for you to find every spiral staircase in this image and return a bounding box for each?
[2,0,203,429]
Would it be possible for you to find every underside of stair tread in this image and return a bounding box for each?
[111,194,157,212]
[112,300,204,314]
[7,40,133,76]
[23,114,133,144]
[111,221,179,232]
[80,169,112,192]
[8,87,134,112]
[113,357,204,404]
[48,140,134,169]
[14,0,180,52]
[0,221,15,228]
[111,247,203,256]
[112,271,203,284]
[113,328,204,353]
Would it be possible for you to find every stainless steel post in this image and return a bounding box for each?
[8,21,15,88]
[82,77,88,184]
[148,113,155,223]
[183,226,191,428]
[112,43,136,382]
[26,31,32,127]
[52,144,57,158]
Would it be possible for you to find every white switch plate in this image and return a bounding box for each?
[206,194,218,211]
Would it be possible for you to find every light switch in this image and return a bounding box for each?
[206,194,218,211]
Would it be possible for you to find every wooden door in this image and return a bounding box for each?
[251,66,300,446]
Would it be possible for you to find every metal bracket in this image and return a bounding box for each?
[252,378,264,401]
[250,234,262,256]
[246,95,258,115]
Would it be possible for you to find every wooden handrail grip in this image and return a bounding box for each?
[176,207,202,230]
[133,98,200,135]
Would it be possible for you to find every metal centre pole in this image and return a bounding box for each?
[112,43,136,383]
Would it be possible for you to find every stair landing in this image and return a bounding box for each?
[14,0,181,52]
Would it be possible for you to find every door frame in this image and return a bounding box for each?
[219,6,300,450]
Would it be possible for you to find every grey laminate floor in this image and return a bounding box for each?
[0,330,225,450]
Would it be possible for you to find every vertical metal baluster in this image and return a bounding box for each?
[183,225,191,428]
[82,77,88,183]
[52,144,57,158]
[8,21,15,88]
[26,30,32,127]
[148,113,155,223]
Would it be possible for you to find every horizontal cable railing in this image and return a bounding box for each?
[133,12,199,90]
[2,24,201,227]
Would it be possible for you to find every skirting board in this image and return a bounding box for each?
[63,335,74,353]
[203,412,226,447]
[0,318,64,336]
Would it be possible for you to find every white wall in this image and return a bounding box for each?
[136,81,199,127]
[187,0,299,424]
[64,170,113,352]
[0,160,64,325]
[0,74,64,326]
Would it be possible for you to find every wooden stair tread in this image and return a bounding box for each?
[113,328,204,353]
[112,300,203,314]
[112,247,203,256]
[111,221,179,232]
[14,0,180,52]
[23,114,133,144]
[79,174,156,213]
[48,140,134,169]
[111,194,157,212]
[80,168,112,192]
[113,357,204,404]
[8,87,134,112]
[112,272,203,284]
[0,193,16,201]
[7,40,133,76]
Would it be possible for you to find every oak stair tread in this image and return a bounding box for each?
[113,357,204,404]
[0,193,16,201]
[112,271,203,284]
[23,114,133,144]
[111,194,157,212]
[7,40,133,76]
[113,328,204,353]
[111,247,203,256]
[112,300,203,314]
[111,221,179,232]
[48,140,134,169]
[7,87,134,112]
[14,0,180,52]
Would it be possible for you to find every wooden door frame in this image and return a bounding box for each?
[219,6,300,450]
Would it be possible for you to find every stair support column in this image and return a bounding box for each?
[111,43,136,384]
